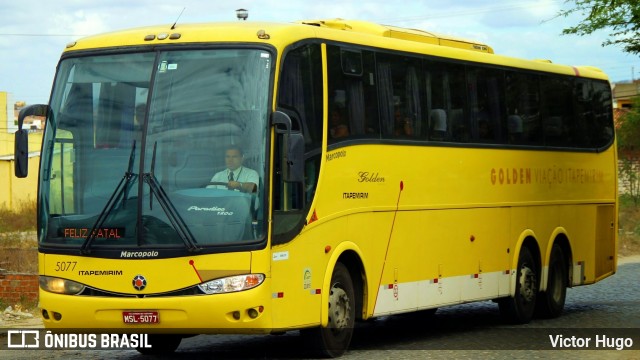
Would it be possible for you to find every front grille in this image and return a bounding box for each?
[79,285,203,298]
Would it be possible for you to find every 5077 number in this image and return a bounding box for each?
[55,261,77,271]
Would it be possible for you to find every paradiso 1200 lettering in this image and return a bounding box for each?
[187,206,233,216]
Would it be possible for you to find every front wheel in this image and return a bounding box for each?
[499,246,538,324]
[536,244,567,318]
[301,262,355,358]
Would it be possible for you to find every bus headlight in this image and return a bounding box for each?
[40,276,85,295]
[198,274,265,294]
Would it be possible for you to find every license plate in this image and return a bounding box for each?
[123,311,159,324]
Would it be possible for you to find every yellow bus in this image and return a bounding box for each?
[15,18,617,356]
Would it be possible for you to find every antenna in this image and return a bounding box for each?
[171,7,186,30]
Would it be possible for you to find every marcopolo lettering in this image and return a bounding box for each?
[120,251,159,258]
[326,150,346,162]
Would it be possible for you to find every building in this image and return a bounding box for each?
[613,80,640,109]
[0,91,42,209]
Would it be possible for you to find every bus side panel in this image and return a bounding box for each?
[511,204,615,289]
[269,240,324,330]
[269,211,392,328]
[373,207,511,316]
[595,204,616,280]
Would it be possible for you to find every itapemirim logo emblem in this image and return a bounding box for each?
[132,274,147,291]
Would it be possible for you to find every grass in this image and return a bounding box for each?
[618,195,640,257]
[0,200,37,274]
[0,199,36,235]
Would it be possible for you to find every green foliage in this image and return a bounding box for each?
[617,97,640,150]
[619,159,640,206]
[617,98,640,207]
[558,0,640,54]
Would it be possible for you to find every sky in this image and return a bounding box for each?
[1,0,638,105]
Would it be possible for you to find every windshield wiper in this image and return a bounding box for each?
[81,140,138,254]
[143,141,200,252]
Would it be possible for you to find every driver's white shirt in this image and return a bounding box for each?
[207,166,259,191]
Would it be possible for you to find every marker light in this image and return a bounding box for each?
[198,274,265,294]
[40,276,85,295]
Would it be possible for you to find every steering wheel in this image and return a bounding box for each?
[207,181,229,188]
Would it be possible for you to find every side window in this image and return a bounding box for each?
[376,53,422,139]
[540,76,573,147]
[424,61,467,142]
[467,67,505,143]
[572,79,595,148]
[327,45,379,142]
[48,130,75,215]
[506,72,541,145]
[590,80,614,148]
[274,43,323,240]
[278,44,323,150]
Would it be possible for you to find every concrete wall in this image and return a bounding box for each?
[0,131,42,209]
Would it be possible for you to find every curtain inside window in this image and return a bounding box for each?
[377,62,394,136]
[405,66,421,136]
[346,78,365,135]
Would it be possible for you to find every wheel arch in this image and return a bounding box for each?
[321,242,367,326]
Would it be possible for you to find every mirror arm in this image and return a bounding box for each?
[271,111,292,135]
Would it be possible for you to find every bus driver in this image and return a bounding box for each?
[207,144,258,193]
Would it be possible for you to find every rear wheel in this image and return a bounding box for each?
[136,334,181,355]
[536,244,567,318]
[499,246,538,324]
[301,262,355,358]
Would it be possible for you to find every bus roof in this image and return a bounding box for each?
[297,19,494,54]
[63,19,608,81]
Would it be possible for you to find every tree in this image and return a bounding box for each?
[618,97,640,150]
[617,97,640,206]
[558,0,640,55]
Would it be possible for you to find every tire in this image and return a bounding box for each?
[499,246,538,324]
[301,262,355,358]
[536,244,567,318]
[136,334,181,355]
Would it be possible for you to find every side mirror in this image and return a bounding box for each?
[271,111,305,183]
[14,104,49,178]
[14,129,28,178]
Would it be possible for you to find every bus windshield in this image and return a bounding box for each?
[39,48,272,253]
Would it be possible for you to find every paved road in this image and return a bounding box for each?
[3,259,639,359]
